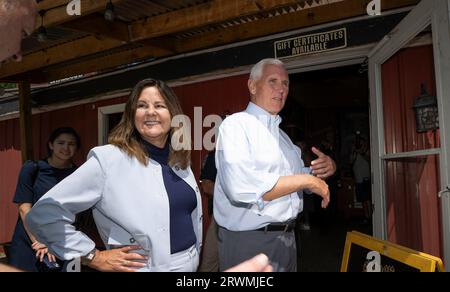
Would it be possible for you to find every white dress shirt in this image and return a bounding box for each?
[214,102,311,231]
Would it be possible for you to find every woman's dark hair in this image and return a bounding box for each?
[47,127,81,156]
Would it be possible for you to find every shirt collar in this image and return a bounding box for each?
[245,102,282,129]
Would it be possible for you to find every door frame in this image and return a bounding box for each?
[368,0,450,265]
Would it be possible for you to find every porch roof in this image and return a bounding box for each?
[0,0,419,85]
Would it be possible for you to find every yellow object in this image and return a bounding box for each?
[341,231,445,272]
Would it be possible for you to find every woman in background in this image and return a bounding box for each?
[9,127,81,272]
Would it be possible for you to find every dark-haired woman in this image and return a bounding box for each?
[9,127,81,272]
[27,79,203,272]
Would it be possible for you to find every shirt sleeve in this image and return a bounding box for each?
[216,120,280,210]
[13,161,38,204]
[293,145,312,175]
[26,152,106,261]
[293,145,312,195]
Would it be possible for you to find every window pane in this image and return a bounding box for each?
[384,155,442,258]
[381,34,441,154]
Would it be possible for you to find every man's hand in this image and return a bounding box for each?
[88,246,148,272]
[306,175,330,208]
[310,147,336,179]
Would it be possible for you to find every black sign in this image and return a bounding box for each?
[274,28,347,59]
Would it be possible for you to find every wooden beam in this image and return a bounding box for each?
[31,0,419,82]
[0,0,300,79]
[37,40,174,82]
[129,0,304,41]
[0,36,124,78]
[19,82,33,162]
[61,15,176,52]
[171,0,421,53]
[62,14,130,42]
[3,0,419,83]
[38,0,70,12]
[36,0,122,30]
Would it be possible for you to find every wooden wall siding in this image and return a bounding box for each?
[382,45,440,155]
[0,74,249,244]
[0,119,22,244]
[382,45,442,258]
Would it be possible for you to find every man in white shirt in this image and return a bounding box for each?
[214,58,336,272]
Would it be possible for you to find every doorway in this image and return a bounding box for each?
[282,64,372,271]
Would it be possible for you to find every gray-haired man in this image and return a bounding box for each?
[214,58,336,272]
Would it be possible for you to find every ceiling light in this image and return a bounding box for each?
[104,0,115,22]
[37,10,47,43]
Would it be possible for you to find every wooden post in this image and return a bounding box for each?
[19,81,33,162]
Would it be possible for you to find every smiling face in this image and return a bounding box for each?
[248,64,289,115]
[0,0,37,62]
[48,133,78,162]
[134,86,172,148]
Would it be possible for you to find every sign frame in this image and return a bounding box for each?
[341,231,445,272]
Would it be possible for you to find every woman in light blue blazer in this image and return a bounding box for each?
[27,79,203,272]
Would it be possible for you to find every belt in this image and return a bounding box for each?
[256,221,296,232]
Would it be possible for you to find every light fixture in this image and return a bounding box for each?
[37,10,47,43]
[104,0,115,22]
[413,83,439,133]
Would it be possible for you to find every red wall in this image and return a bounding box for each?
[0,119,22,245]
[382,45,443,258]
[0,96,128,243]
[0,74,249,244]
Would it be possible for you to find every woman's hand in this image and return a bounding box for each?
[35,247,48,262]
[32,241,56,262]
[306,175,330,208]
[31,241,46,251]
[88,246,149,272]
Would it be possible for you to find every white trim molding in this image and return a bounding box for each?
[432,0,450,267]
[97,103,125,145]
[369,0,450,266]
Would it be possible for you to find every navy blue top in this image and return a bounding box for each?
[9,160,76,272]
[200,150,217,215]
[144,141,197,254]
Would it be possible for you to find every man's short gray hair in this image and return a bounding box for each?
[249,58,286,81]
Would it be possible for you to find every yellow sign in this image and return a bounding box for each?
[341,231,445,272]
